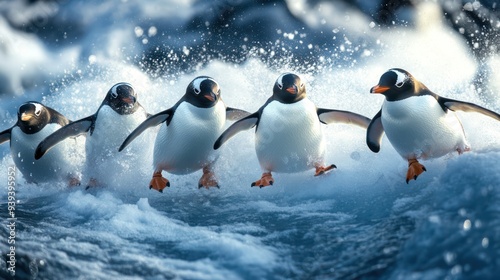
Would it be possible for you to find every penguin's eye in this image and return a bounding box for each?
[194,87,201,95]
[391,69,408,88]
[277,83,283,90]
[33,104,42,116]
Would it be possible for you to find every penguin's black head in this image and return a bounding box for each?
[104,82,139,115]
[370,68,418,101]
[17,102,50,134]
[273,73,306,103]
[185,76,220,108]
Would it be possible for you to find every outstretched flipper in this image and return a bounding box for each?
[366,110,384,153]
[119,109,173,152]
[438,97,500,121]
[46,107,71,127]
[214,112,259,150]
[0,128,12,144]
[317,108,371,128]
[226,107,251,121]
[35,116,94,160]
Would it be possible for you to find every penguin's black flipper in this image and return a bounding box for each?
[35,116,94,160]
[214,112,259,150]
[366,110,384,153]
[119,109,173,152]
[137,102,152,118]
[317,108,371,128]
[46,107,71,126]
[225,107,251,121]
[438,97,500,121]
[0,128,12,144]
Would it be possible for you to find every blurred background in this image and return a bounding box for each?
[1,0,500,97]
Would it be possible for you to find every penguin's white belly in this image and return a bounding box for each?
[256,99,325,173]
[154,102,225,175]
[10,124,75,183]
[381,95,468,159]
[86,106,148,181]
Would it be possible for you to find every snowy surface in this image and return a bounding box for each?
[0,0,500,279]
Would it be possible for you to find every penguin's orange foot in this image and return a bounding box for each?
[457,146,471,155]
[85,178,98,190]
[68,177,81,187]
[406,159,426,184]
[198,170,219,189]
[251,172,274,188]
[149,173,170,193]
[314,164,337,176]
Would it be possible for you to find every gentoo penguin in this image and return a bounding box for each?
[119,76,249,192]
[214,73,371,187]
[35,82,150,187]
[0,102,79,184]
[367,68,500,183]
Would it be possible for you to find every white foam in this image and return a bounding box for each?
[0,2,499,278]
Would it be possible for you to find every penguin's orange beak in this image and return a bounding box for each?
[204,92,216,102]
[370,85,390,94]
[204,95,215,102]
[122,96,136,104]
[286,86,297,94]
[21,113,32,121]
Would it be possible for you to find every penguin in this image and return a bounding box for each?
[119,76,249,192]
[35,82,150,187]
[0,102,80,184]
[366,68,500,183]
[214,73,371,187]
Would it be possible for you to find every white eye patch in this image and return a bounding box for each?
[110,82,133,98]
[391,69,408,88]
[276,72,302,90]
[33,103,43,116]
[192,77,218,94]
[276,73,292,90]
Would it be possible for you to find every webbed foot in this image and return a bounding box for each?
[314,164,337,176]
[198,167,219,189]
[251,172,274,188]
[406,159,426,184]
[150,172,170,192]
